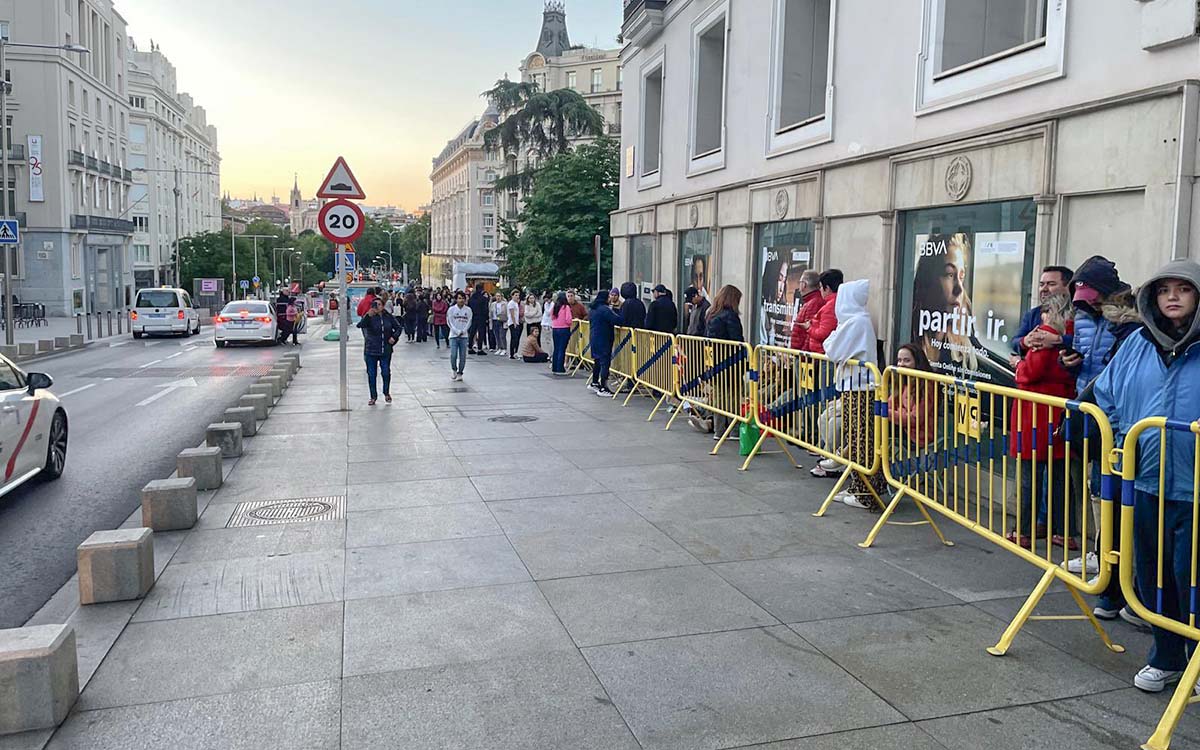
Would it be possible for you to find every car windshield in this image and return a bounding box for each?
[221,303,270,315]
[135,291,179,308]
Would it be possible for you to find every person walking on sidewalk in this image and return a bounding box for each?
[588,290,623,396]
[550,291,573,374]
[506,290,523,359]
[431,291,449,349]
[447,291,472,381]
[357,297,401,405]
[415,292,431,343]
[468,283,489,355]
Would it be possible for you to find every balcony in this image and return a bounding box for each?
[622,0,667,47]
[607,123,622,135]
[86,155,98,170]
[97,161,111,176]
[68,150,85,168]
[70,214,135,234]
[1,144,25,161]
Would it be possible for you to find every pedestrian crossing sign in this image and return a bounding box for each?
[0,220,18,245]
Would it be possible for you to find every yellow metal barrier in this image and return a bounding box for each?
[609,326,640,398]
[666,335,754,455]
[568,320,592,376]
[1116,418,1200,750]
[631,329,678,421]
[871,365,1123,657]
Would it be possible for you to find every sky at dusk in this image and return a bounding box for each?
[115,0,623,211]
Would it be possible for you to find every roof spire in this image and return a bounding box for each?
[535,1,570,58]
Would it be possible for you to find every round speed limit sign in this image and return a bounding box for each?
[318,199,365,244]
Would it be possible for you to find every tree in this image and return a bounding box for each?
[499,136,618,291]
[395,213,431,281]
[482,79,605,193]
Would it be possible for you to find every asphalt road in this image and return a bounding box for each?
[0,326,310,628]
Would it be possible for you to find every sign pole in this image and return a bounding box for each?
[338,243,349,412]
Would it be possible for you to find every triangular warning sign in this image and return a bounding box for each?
[317,157,365,200]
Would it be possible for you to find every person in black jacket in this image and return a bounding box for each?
[645,284,678,333]
[619,282,646,330]
[357,297,402,405]
[588,290,624,396]
[693,285,745,438]
[468,283,490,355]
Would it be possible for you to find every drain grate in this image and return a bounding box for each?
[226,495,345,528]
[488,415,538,423]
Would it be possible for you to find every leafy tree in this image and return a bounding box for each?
[499,136,618,291]
[482,79,605,193]
[396,213,431,282]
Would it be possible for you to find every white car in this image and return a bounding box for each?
[214,301,278,347]
[131,288,201,338]
[0,357,67,497]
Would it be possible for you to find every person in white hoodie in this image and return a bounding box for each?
[446,291,473,381]
[821,278,886,510]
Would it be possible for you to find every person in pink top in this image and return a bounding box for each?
[549,291,574,374]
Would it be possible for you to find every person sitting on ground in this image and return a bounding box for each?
[520,325,549,363]
[1093,258,1200,695]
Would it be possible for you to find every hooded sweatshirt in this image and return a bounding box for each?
[1094,259,1200,502]
[822,279,878,392]
[589,291,623,358]
[645,291,678,333]
[619,282,646,329]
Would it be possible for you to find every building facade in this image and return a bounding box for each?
[614,0,1200,381]
[2,0,135,315]
[426,105,502,287]
[127,38,220,290]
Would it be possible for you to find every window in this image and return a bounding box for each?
[134,244,150,263]
[481,191,494,207]
[0,361,24,392]
[639,52,664,183]
[777,0,831,131]
[128,95,143,109]
[690,5,728,168]
[132,215,148,232]
[129,123,146,145]
[591,68,603,93]
[618,67,623,91]
[940,0,1047,74]
[71,241,81,279]
[567,70,577,90]
[82,89,89,114]
[69,124,77,149]
[2,115,10,152]
[0,22,9,42]
[68,79,75,107]
[482,236,494,251]
[483,213,494,230]
[128,152,145,170]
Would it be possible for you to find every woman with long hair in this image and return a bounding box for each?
[550,291,573,374]
[889,342,937,452]
[524,294,543,336]
[911,233,978,374]
[695,285,744,440]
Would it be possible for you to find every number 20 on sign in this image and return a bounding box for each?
[318,199,365,244]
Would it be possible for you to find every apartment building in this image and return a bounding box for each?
[614,0,1199,382]
[127,38,221,289]
[1,0,135,315]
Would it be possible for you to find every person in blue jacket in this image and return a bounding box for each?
[588,289,623,396]
[1094,258,1200,694]
[1008,265,1074,363]
[356,297,402,406]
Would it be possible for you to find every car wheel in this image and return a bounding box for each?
[42,410,67,480]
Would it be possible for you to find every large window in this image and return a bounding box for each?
[680,229,712,299]
[777,0,830,131]
[630,235,655,290]
[691,11,727,160]
[753,220,813,346]
[591,68,603,93]
[129,123,146,145]
[940,0,1047,74]
[566,70,577,90]
[640,59,664,180]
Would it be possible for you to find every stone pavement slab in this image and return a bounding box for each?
[345,503,500,547]
[507,520,700,579]
[345,476,482,511]
[344,535,530,599]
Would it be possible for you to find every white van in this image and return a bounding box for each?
[131,287,201,338]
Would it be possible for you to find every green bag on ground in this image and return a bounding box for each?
[323,330,340,341]
[739,420,760,456]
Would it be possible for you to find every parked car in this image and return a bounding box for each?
[130,288,201,338]
[213,301,277,348]
[0,355,67,496]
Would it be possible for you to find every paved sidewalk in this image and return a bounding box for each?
[11,334,1200,750]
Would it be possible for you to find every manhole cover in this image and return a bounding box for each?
[488,415,538,423]
[226,496,345,528]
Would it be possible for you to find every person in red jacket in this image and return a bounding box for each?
[804,269,843,354]
[789,270,825,351]
[1007,291,1076,550]
[356,286,380,318]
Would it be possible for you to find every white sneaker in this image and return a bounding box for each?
[1094,604,1120,620]
[838,492,872,509]
[1134,665,1183,693]
[1120,607,1152,632]
[595,388,614,397]
[1065,552,1100,575]
[818,458,844,474]
[587,382,599,392]
[451,373,458,381]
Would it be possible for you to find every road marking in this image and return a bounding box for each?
[166,352,184,360]
[103,377,114,382]
[184,346,198,352]
[137,359,163,369]
[135,377,198,407]
[58,384,97,398]
[109,340,129,348]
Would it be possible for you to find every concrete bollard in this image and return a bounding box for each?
[0,624,79,735]
[177,446,224,490]
[248,383,275,406]
[17,342,35,358]
[69,333,84,348]
[239,393,270,421]
[259,375,284,400]
[140,478,198,531]
[205,422,244,458]
[281,352,301,370]
[269,365,292,384]
[223,406,257,437]
[275,357,297,378]
[77,528,154,605]
[54,336,70,350]
[0,345,17,360]
[37,339,55,354]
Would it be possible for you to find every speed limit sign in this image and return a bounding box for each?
[318,199,365,244]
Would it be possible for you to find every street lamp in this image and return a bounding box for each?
[0,40,89,345]
[382,229,398,279]
[272,246,295,290]
[132,166,217,287]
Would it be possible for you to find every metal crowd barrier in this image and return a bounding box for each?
[1116,418,1200,750]
[568,320,592,376]
[630,329,678,420]
[666,335,753,455]
[609,326,638,397]
[871,365,1122,657]
[563,322,583,372]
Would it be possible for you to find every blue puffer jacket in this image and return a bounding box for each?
[1072,308,1115,395]
[1094,259,1200,503]
[588,296,623,359]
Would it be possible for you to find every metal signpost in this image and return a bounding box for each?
[317,157,367,412]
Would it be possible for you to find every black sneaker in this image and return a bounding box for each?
[595,387,614,397]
